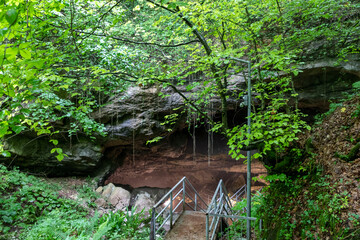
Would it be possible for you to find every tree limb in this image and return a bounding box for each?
[75,30,200,48]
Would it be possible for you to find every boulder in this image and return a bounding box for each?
[101,183,115,198]
[95,186,103,193]
[94,198,107,208]
[108,186,131,210]
[133,192,156,215]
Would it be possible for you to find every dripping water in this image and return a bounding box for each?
[98,81,101,122]
[193,113,196,161]
[207,112,211,166]
[132,109,136,166]
[207,100,214,166]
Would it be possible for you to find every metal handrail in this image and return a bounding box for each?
[206,180,234,240]
[206,180,258,240]
[150,176,208,240]
[231,184,247,202]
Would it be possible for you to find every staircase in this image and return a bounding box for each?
[149,177,260,240]
[164,211,208,240]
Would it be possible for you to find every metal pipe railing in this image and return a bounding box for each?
[205,179,261,240]
[231,184,247,202]
[150,176,208,240]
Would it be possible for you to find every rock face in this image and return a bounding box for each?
[1,57,359,181]
[94,86,184,148]
[93,85,242,148]
[0,134,101,176]
[295,58,360,113]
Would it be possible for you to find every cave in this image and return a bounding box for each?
[103,109,267,202]
[295,66,360,120]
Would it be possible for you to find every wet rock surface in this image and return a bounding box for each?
[0,135,102,176]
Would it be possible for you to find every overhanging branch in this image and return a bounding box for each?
[75,30,200,48]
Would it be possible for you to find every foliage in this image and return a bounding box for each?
[1,0,359,162]
[0,164,87,238]
[256,168,354,239]
[24,208,150,240]
[224,190,264,239]
[0,164,150,239]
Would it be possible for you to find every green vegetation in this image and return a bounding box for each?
[257,169,352,239]
[227,169,356,239]
[1,0,360,239]
[1,0,359,161]
[0,165,150,239]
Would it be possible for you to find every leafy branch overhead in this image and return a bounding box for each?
[1,0,359,161]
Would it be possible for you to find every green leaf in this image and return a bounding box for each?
[11,125,25,134]
[19,43,31,49]
[0,28,8,37]
[168,2,177,9]
[5,8,18,26]
[20,49,31,59]
[1,150,11,157]
[50,139,58,146]
[8,87,15,97]
[175,2,187,6]
[6,47,18,60]
[56,154,64,161]
[352,81,360,89]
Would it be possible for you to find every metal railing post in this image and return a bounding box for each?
[195,194,197,211]
[246,61,252,240]
[182,180,186,211]
[150,207,155,240]
[170,192,173,229]
[227,57,252,240]
[206,213,209,240]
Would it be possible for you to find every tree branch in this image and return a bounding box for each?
[75,30,200,48]
[145,0,229,128]
[110,35,200,48]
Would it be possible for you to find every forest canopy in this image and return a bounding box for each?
[0,0,359,160]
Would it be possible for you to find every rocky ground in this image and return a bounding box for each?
[303,95,360,227]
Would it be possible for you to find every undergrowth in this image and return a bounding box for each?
[257,167,351,239]
[0,165,150,240]
[227,165,359,240]
[314,80,360,125]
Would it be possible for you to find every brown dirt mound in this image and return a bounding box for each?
[302,95,360,227]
